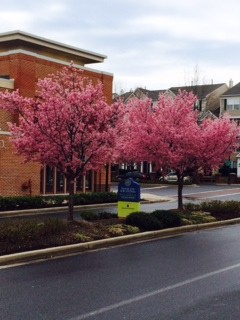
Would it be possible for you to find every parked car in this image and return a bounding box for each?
[117,171,148,181]
[159,172,192,183]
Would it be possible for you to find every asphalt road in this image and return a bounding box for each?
[1,224,240,319]
[2,183,240,221]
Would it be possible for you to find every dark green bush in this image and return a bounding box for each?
[200,201,240,219]
[0,195,67,210]
[73,194,87,205]
[126,211,163,231]
[80,211,99,221]
[151,210,182,228]
[0,192,117,211]
[184,203,202,212]
[98,211,115,219]
[73,192,117,205]
[185,200,240,220]
[0,196,46,210]
[42,195,66,207]
[80,211,116,221]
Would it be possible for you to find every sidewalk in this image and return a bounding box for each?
[141,192,174,203]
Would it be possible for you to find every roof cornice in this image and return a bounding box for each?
[0,49,112,77]
[0,30,106,64]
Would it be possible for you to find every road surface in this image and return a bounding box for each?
[1,224,240,319]
[1,183,240,220]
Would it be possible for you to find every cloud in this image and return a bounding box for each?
[0,0,240,91]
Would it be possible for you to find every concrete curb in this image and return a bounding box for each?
[0,203,118,218]
[1,217,240,267]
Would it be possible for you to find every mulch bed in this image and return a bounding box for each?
[0,218,123,256]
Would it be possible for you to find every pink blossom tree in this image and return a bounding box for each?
[119,91,239,209]
[0,65,124,221]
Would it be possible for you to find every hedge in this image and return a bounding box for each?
[0,192,118,211]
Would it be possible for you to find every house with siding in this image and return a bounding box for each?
[220,82,240,176]
[169,83,228,117]
[115,87,168,105]
[220,81,240,122]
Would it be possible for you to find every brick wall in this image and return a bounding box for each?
[0,52,113,196]
[0,53,113,101]
[0,135,40,196]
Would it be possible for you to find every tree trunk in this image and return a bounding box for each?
[105,163,109,192]
[68,179,75,221]
[177,176,184,210]
[82,175,86,193]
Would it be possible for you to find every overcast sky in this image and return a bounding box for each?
[1,0,240,92]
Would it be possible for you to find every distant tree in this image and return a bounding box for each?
[119,91,239,209]
[0,65,124,221]
[192,64,200,86]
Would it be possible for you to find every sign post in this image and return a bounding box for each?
[118,178,141,219]
[237,154,240,178]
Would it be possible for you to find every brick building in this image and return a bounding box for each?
[0,30,113,196]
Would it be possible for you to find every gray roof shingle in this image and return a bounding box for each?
[221,82,240,96]
[169,83,225,99]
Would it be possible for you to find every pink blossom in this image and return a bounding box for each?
[0,65,124,220]
[117,90,239,209]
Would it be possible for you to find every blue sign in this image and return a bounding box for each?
[118,178,141,202]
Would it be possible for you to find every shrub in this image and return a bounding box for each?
[98,211,115,219]
[125,225,140,234]
[0,192,117,211]
[108,224,125,236]
[80,211,116,221]
[185,200,240,220]
[184,203,202,212]
[200,201,240,220]
[74,233,93,242]
[126,211,163,231]
[151,210,182,228]
[0,195,67,211]
[0,196,46,210]
[107,224,140,236]
[42,195,66,207]
[181,211,216,225]
[80,211,99,221]
[74,192,117,205]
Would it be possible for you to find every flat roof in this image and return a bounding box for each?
[0,30,107,65]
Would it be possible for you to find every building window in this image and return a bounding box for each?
[45,166,54,193]
[232,161,237,169]
[40,167,44,194]
[56,171,65,193]
[76,171,92,191]
[226,97,240,111]
[41,165,93,194]
[195,99,202,111]
[0,75,10,79]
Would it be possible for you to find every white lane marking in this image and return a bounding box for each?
[183,188,240,196]
[69,262,240,320]
[198,192,240,199]
[141,186,167,190]
[141,187,240,198]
